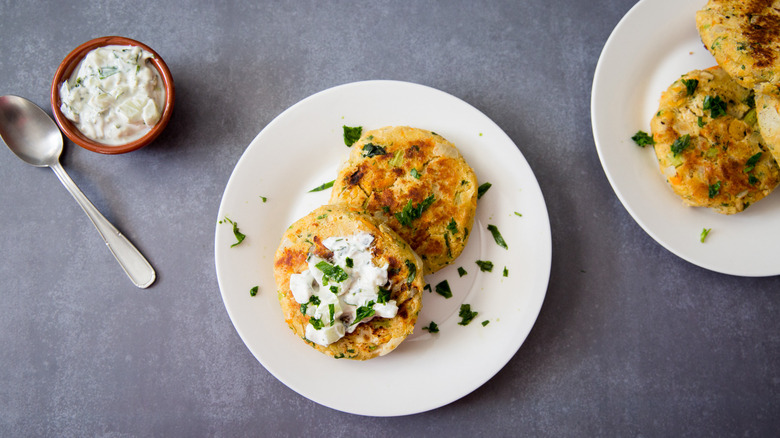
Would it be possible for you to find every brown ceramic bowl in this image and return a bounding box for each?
[51,36,175,154]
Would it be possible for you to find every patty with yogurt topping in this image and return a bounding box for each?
[273,204,424,360]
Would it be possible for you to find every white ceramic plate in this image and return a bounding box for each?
[592,0,780,277]
[215,80,552,416]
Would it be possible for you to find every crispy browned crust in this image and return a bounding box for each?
[273,204,424,360]
[329,126,477,273]
[696,0,780,88]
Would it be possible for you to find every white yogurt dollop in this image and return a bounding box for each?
[289,232,397,347]
[59,45,165,145]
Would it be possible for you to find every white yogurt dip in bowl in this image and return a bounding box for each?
[51,36,174,154]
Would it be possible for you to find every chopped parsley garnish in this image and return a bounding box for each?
[744,152,761,173]
[309,317,324,330]
[503,267,508,277]
[631,130,655,147]
[345,257,353,268]
[697,116,705,128]
[458,304,478,326]
[422,321,439,333]
[352,303,376,325]
[481,320,490,327]
[681,78,699,96]
[514,212,523,217]
[259,196,267,203]
[222,217,246,247]
[407,168,419,179]
[703,95,727,118]
[404,260,417,285]
[395,194,435,226]
[308,180,334,192]
[708,181,722,198]
[329,285,339,294]
[670,134,691,156]
[475,260,494,272]
[477,182,492,199]
[377,286,391,304]
[700,228,711,243]
[300,295,321,315]
[487,224,508,249]
[424,284,432,293]
[328,304,335,325]
[749,175,759,185]
[361,143,387,157]
[447,218,458,235]
[315,261,348,284]
[249,286,259,297]
[457,267,467,277]
[343,125,362,146]
[434,280,452,298]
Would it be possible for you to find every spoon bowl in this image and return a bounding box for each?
[0,95,156,288]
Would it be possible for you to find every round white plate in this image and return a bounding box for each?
[215,80,551,416]
[591,0,780,277]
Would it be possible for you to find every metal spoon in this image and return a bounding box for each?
[0,95,156,288]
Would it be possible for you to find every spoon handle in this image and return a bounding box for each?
[50,161,156,288]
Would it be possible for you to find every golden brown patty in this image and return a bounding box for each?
[329,126,477,273]
[650,67,780,214]
[756,81,780,163]
[273,204,424,360]
[696,0,780,89]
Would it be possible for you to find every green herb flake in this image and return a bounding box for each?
[477,182,492,199]
[377,286,391,304]
[352,303,376,325]
[476,260,494,272]
[631,130,655,147]
[514,212,523,217]
[703,95,727,118]
[671,134,691,156]
[744,152,761,173]
[308,180,334,193]
[361,143,387,157]
[503,267,508,277]
[458,304,478,326]
[481,320,490,327]
[309,317,324,330]
[404,260,417,285]
[487,224,508,249]
[457,267,467,277]
[708,181,722,199]
[345,257,354,268]
[394,194,435,226]
[259,196,267,203]
[223,217,246,247]
[422,321,439,333]
[700,228,711,243]
[330,285,339,295]
[447,218,458,235]
[389,150,404,166]
[681,78,699,96]
[343,125,362,147]
[434,280,453,299]
[410,168,421,179]
[697,116,705,128]
[315,261,348,284]
[424,284,432,293]
[249,286,259,297]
